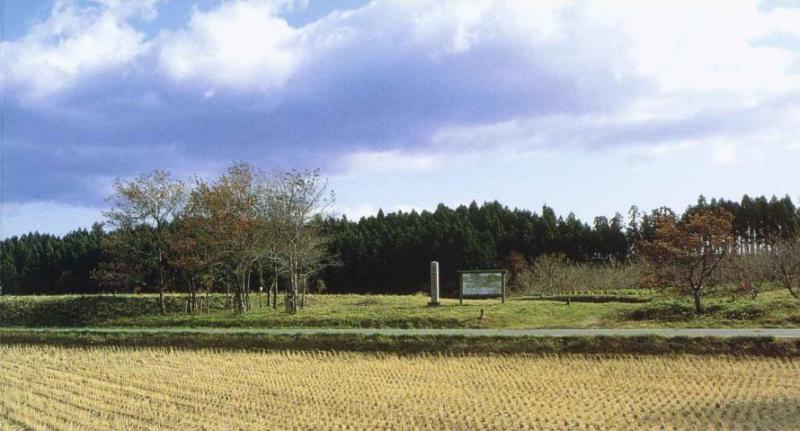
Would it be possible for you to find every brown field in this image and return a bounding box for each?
[1,345,799,430]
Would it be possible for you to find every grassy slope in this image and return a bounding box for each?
[0,289,798,329]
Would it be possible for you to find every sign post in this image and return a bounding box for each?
[458,270,506,305]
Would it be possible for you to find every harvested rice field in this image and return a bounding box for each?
[0,345,798,430]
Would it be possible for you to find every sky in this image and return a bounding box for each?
[1,0,799,238]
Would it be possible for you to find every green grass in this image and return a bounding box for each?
[611,289,800,328]
[0,293,636,328]
[0,289,797,329]
[1,329,798,356]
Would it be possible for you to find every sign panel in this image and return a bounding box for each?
[458,270,506,304]
[461,272,503,296]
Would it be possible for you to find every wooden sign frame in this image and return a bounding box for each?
[458,270,506,304]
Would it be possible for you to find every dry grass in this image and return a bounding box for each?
[1,346,799,430]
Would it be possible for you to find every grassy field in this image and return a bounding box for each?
[1,289,798,328]
[1,345,798,430]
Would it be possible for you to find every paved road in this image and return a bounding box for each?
[2,327,799,338]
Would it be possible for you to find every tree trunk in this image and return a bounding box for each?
[286,289,297,313]
[188,278,197,313]
[286,267,298,314]
[693,288,703,314]
[235,271,247,314]
[300,277,306,309]
[258,265,265,308]
[234,272,245,314]
[272,267,278,309]
[244,267,251,312]
[294,271,300,312]
[157,255,167,314]
[272,278,277,308]
[158,285,166,314]
[269,277,274,308]
[224,281,231,310]
[234,289,245,314]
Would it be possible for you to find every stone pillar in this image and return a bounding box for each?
[429,261,440,305]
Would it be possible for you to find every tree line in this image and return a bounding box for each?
[320,194,798,296]
[2,164,798,304]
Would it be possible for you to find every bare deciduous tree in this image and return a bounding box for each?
[265,170,333,314]
[184,163,262,314]
[730,252,773,299]
[506,252,646,303]
[169,214,220,313]
[101,170,186,313]
[771,234,800,298]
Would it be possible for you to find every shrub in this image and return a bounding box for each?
[507,253,648,296]
[722,304,766,320]
[625,301,696,321]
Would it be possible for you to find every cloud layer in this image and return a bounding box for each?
[2,0,800,232]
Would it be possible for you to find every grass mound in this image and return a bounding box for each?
[0,295,227,326]
[2,291,797,329]
[0,293,635,329]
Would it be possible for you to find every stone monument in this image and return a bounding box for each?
[429,261,440,305]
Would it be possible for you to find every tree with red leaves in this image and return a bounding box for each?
[641,209,736,313]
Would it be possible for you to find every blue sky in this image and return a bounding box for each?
[2,0,799,238]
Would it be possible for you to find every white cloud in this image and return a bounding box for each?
[330,203,441,220]
[623,141,694,164]
[391,204,421,213]
[431,111,689,152]
[711,142,739,164]
[2,0,800,218]
[587,1,800,97]
[5,0,800,104]
[330,204,377,220]
[157,1,301,92]
[345,150,442,174]
[403,1,566,55]
[1,0,151,101]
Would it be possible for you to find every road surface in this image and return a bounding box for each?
[1,327,799,338]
